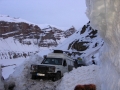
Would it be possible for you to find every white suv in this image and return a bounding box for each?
[30,50,74,81]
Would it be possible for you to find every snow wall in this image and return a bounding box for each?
[0,65,4,90]
[86,0,120,90]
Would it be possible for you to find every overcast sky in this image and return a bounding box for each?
[0,0,88,29]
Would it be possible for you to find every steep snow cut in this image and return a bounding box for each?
[4,55,43,90]
[56,65,100,90]
[86,0,120,90]
[0,65,4,90]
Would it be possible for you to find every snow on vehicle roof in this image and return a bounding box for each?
[47,53,74,60]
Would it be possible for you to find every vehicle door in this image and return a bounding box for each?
[62,59,68,74]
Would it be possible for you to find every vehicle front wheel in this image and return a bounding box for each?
[56,72,61,80]
[31,75,37,80]
[52,72,61,81]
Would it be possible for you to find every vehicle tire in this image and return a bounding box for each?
[56,72,61,80]
[31,75,37,80]
[52,77,56,82]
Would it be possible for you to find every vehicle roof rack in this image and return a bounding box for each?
[53,50,63,53]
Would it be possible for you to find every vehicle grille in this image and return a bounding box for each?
[35,65,49,73]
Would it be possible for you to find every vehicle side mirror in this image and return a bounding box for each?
[44,55,47,59]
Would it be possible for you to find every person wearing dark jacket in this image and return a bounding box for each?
[92,60,96,65]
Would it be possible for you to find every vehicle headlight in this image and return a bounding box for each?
[31,65,37,70]
[49,66,55,72]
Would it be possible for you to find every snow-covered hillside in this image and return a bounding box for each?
[0,15,32,24]
[55,21,104,65]
[0,65,4,90]
[0,15,76,60]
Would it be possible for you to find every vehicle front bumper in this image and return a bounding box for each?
[30,72,56,78]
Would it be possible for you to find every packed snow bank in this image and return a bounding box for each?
[56,65,100,90]
[4,54,61,90]
[86,0,120,90]
[4,54,43,90]
[4,52,101,90]
[0,58,25,79]
[0,65,4,90]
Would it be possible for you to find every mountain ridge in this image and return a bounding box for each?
[0,15,76,59]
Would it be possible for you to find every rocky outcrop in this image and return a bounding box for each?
[71,40,89,51]
[64,26,76,38]
[0,20,76,59]
[0,21,42,39]
[0,21,76,47]
[66,21,104,58]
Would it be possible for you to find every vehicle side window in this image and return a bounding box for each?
[67,59,70,65]
[63,60,67,66]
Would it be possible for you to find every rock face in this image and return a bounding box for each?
[0,21,76,47]
[56,21,104,64]
[67,21,103,56]
[0,17,76,59]
[0,21,41,38]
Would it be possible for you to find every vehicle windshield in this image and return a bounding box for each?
[42,58,63,65]
[77,60,83,64]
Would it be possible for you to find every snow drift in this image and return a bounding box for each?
[86,0,120,90]
[56,65,100,90]
[4,55,43,90]
[4,55,100,90]
[0,65,4,90]
[4,54,63,90]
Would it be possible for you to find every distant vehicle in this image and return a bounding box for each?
[77,59,86,67]
[30,50,75,81]
[74,57,86,68]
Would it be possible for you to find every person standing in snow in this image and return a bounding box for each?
[74,59,78,68]
[92,60,96,65]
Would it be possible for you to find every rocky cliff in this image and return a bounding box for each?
[0,15,76,59]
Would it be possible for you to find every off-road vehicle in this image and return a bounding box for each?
[30,50,74,81]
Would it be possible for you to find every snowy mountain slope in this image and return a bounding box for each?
[0,15,76,60]
[0,15,74,31]
[57,65,100,90]
[0,15,32,24]
[55,21,104,64]
[0,65,4,90]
